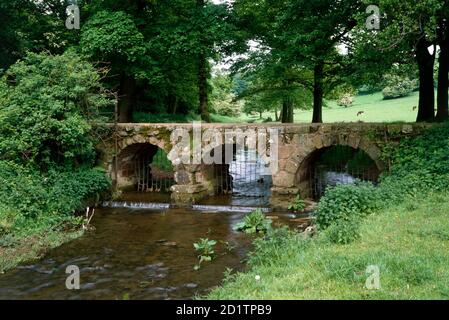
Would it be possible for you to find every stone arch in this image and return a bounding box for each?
[197,141,273,199]
[118,134,170,156]
[113,140,174,191]
[294,134,384,198]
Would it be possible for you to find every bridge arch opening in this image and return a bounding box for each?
[296,145,380,199]
[115,143,175,192]
[199,144,273,206]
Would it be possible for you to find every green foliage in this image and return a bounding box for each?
[288,195,307,212]
[210,73,241,117]
[193,238,217,270]
[0,52,112,244]
[0,161,111,237]
[381,123,449,199]
[315,182,380,231]
[80,11,146,75]
[247,226,308,266]
[151,149,174,172]
[324,217,361,244]
[316,123,449,243]
[382,74,417,100]
[0,51,112,169]
[234,209,272,234]
[207,193,449,300]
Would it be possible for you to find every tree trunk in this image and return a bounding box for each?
[436,37,449,121]
[198,53,210,122]
[118,73,136,123]
[416,37,436,122]
[312,62,324,123]
[197,0,210,123]
[281,95,294,123]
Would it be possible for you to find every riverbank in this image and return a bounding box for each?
[0,229,83,273]
[207,193,449,299]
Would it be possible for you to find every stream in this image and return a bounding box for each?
[0,202,307,300]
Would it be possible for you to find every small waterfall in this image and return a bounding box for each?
[102,201,271,213]
[191,205,271,213]
[102,201,171,210]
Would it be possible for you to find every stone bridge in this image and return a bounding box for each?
[99,122,431,208]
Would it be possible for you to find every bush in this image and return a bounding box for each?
[382,74,417,100]
[379,123,449,202]
[0,161,111,235]
[314,182,380,230]
[337,93,354,108]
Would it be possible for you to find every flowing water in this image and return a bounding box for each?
[0,147,370,300]
[0,202,307,300]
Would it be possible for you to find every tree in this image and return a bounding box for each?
[0,0,73,70]
[0,51,113,169]
[353,0,449,122]
[280,0,364,123]
[436,5,449,121]
[80,10,146,123]
[230,0,311,123]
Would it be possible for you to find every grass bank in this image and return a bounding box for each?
[0,229,83,273]
[207,193,449,299]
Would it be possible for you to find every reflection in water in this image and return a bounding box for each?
[0,207,304,300]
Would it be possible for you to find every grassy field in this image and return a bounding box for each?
[240,92,420,124]
[207,193,449,300]
[134,92,420,124]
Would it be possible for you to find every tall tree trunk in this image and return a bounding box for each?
[312,62,324,123]
[197,0,210,123]
[437,23,449,122]
[416,37,436,122]
[281,95,294,123]
[118,73,136,123]
[198,52,210,122]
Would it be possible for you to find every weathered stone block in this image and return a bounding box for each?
[284,159,299,174]
[272,171,295,188]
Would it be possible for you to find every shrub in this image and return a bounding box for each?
[0,161,111,235]
[0,51,112,169]
[314,182,380,230]
[337,93,354,108]
[381,74,417,100]
[380,123,449,201]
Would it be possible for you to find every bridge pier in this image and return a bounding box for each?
[170,164,213,204]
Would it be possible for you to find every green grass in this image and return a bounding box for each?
[239,92,420,124]
[207,193,449,300]
[134,92,419,124]
[0,229,83,273]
